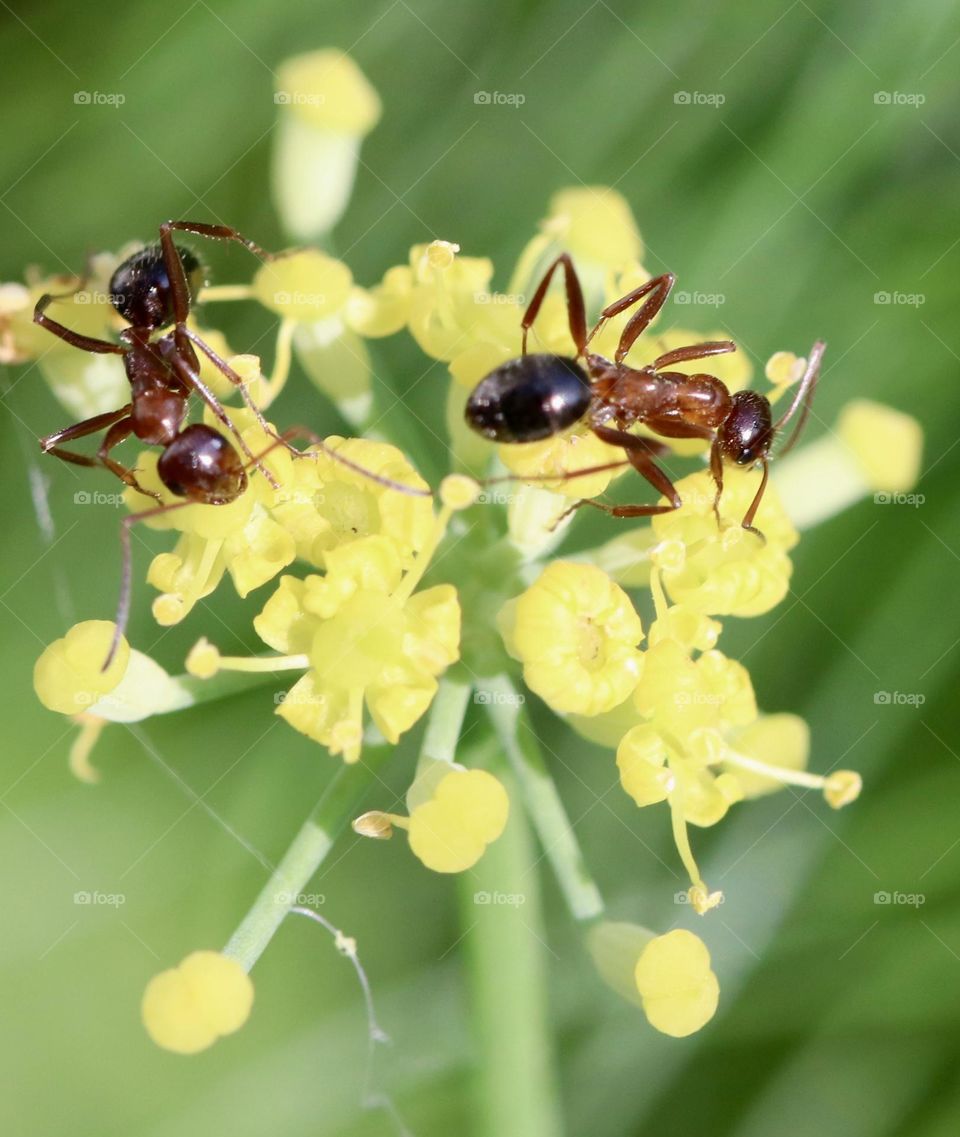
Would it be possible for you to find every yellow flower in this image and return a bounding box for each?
[634,929,720,1037]
[496,425,627,501]
[651,468,799,617]
[286,436,434,569]
[587,920,719,1036]
[188,479,474,764]
[272,49,381,240]
[407,769,510,872]
[33,621,130,714]
[632,638,757,738]
[142,951,253,1054]
[501,562,644,716]
[509,187,644,308]
[251,536,459,761]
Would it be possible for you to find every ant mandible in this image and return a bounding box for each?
[465,253,825,535]
[35,219,427,667]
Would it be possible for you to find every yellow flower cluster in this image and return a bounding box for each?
[185,475,474,764]
[26,86,925,1054]
[504,558,861,912]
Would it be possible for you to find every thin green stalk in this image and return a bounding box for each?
[223,677,473,972]
[421,675,472,764]
[482,673,605,924]
[459,753,563,1137]
[223,747,390,971]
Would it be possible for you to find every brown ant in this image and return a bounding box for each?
[35,220,427,668]
[465,254,824,535]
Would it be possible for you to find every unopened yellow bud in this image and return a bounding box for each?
[440,474,481,511]
[186,638,221,679]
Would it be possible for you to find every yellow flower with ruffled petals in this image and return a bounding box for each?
[252,536,460,761]
[501,562,643,716]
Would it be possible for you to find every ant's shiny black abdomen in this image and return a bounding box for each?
[464,353,592,443]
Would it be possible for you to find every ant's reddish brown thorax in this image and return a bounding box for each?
[588,355,732,431]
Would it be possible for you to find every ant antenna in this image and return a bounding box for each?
[255,427,432,497]
[773,340,826,458]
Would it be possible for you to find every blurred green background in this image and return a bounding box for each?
[1,1,959,1134]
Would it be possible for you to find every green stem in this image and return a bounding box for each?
[223,747,390,971]
[458,753,563,1137]
[223,677,473,972]
[482,673,605,924]
[421,676,472,764]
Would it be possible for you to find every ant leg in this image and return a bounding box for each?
[563,424,683,519]
[258,426,432,497]
[163,220,275,262]
[166,346,280,490]
[34,294,124,355]
[180,326,295,454]
[520,253,588,356]
[652,341,736,369]
[585,273,675,364]
[105,499,195,671]
[159,219,276,327]
[40,405,130,457]
[709,439,725,526]
[96,418,163,503]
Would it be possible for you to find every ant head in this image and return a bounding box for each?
[718,390,774,466]
[156,424,247,504]
[109,244,203,329]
